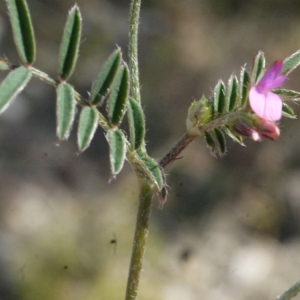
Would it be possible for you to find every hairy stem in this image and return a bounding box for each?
[159,133,194,169]
[126,1,154,300]
[125,181,154,300]
[30,67,87,105]
[160,111,244,169]
[128,0,141,104]
[277,280,300,300]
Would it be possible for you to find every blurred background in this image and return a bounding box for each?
[1,0,300,299]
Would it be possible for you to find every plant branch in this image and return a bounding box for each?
[30,67,87,105]
[159,133,194,169]
[6,64,155,174]
[125,180,154,300]
[159,111,244,169]
[29,66,111,131]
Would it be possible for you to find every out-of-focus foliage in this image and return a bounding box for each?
[1,0,300,299]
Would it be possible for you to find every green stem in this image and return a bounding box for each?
[128,0,141,104]
[126,1,152,299]
[277,280,300,300]
[125,180,154,300]
[29,66,111,131]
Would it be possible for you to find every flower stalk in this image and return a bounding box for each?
[160,111,247,169]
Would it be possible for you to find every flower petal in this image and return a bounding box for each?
[268,75,286,90]
[249,87,282,121]
[258,120,280,140]
[257,60,284,91]
[263,92,282,121]
[249,87,267,118]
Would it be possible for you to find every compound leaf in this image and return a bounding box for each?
[214,128,226,156]
[127,97,145,150]
[282,103,296,119]
[213,80,226,116]
[251,51,265,84]
[56,82,76,140]
[59,5,82,80]
[90,49,122,105]
[227,75,238,111]
[77,106,99,152]
[137,152,163,190]
[107,65,129,126]
[107,129,126,176]
[282,50,300,75]
[0,66,32,113]
[7,0,36,64]
[240,67,250,106]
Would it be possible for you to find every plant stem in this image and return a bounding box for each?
[277,280,300,300]
[128,0,141,104]
[159,133,194,169]
[125,181,154,300]
[126,1,152,299]
[29,66,111,131]
[159,111,245,169]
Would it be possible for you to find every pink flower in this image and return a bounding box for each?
[230,116,280,142]
[254,119,280,141]
[249,60,286,121]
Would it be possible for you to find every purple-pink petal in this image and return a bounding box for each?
[249,87,282,121]
[257,60,284,91]
[250,59,285,121]
[268,75,286,89]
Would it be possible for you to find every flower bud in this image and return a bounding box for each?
[229,116,262,141]
[229,115,280,142]
[253,119,280,141]
[186,96,212,137]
